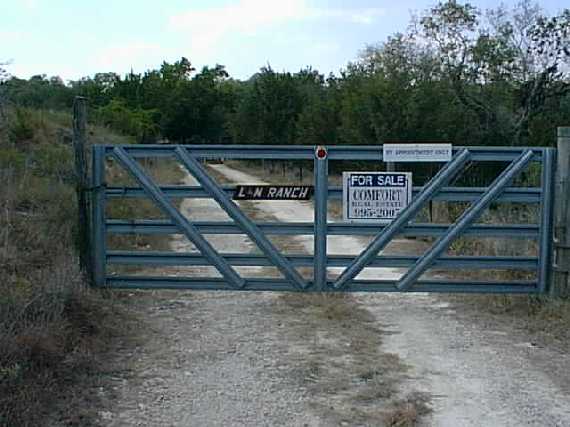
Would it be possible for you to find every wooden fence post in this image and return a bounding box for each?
[553,126,570,297]
[72,96,93,285]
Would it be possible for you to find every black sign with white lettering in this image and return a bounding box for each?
[233,185,314,200]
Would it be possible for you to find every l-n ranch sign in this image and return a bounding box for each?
[343,172,412,222]
[233,185,314,200]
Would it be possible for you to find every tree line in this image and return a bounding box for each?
[2,1,569,147]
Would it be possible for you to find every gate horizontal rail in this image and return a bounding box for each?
[103,144,546,162]
[92,143,555,293]
[106,220,540,238]
[106,276,538,294]
[106,185,542,203]
[108,251,538,270]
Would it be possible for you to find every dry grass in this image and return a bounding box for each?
[445,293,570,350]
[439,199,570,349]
[0,259,138,426]
[274,292,431,426]
[0,107,147,425]
[383,393,432,427]
[105,156,185,255]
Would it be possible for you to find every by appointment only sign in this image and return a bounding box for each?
[343,172,412,222]
[383,143,452,162]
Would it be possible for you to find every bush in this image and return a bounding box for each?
[8,108,36,143]
[0,146,26,170]
[95,99,159,143]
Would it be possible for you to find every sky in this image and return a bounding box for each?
[1,0,568,82]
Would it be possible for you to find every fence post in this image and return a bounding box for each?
[72,96,93,285]
[553,127,570,297]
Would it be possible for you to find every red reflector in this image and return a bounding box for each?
[316,147,327,159]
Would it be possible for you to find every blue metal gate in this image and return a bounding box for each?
[92,144,556,293]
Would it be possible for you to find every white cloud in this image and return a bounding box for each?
[92,42,163,73]
[316,7,386,25]
[312,41,341,54]
[170,0,309,33]
[0,30,27,44]
[21,0,39,11]
[169,0,310,54]
[348,8,386,25]
[169,1,386,54]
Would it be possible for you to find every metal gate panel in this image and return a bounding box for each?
[92,144,556,293]
[173,146,309,290]
[396,150,533,291]
[332,149,472,290]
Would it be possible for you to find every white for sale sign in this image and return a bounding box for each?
[343,172,412,223]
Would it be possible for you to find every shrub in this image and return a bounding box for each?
[8,108,36,143]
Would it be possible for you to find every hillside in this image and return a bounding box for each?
[0,107,142,426]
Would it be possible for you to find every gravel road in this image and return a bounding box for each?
[103,164,570,427]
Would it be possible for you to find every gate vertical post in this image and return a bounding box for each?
[538,148,555,294]
[554,127,570,296]
[92,145,107,287]
[314,146,328,291]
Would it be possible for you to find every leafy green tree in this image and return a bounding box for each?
[296,71,340,145]
[161,64,230,143]
[230,66,304,145]
[0,61,9,121]
[71,75,115,107]
[0,61,8,82]
[5,74,73,110]
[96,99,159,142]
[418,0,570,145]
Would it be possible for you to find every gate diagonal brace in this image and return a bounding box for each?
[174,146,309,290]
[332,149,472,290]
[397,149,535,291]
[112,147,246,289]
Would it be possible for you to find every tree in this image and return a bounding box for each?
[229,66,305,145]
[0,61,10,121]
[418,0,570,145]
[96,99,159,143]
[161,65,230,143]
[4,74,73,110]
[296,70,340,145]
[0,61,8,82]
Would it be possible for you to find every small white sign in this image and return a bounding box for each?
[383,143,452,162]
[343,172,412,223]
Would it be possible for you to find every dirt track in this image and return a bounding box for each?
[103,164,570,426]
